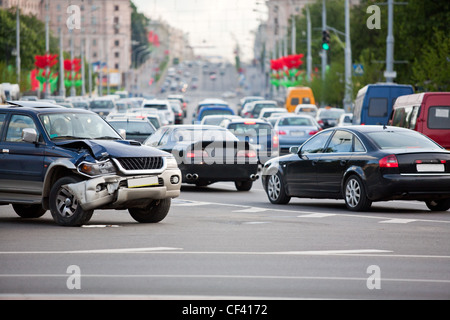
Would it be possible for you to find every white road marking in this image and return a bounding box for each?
[379,219,417,224]
[233,207,269,213]
[297,213,337,218]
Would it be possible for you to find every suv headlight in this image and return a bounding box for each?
[78,160,117,177]
[165,156,179,169]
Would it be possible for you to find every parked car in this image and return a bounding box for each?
[201,115,241,126]
[390,92,450,150]
[192,98,230,122]
[238,96,264,116]
[89,97,117,118]
[262,126,450,212]
[0,102,181,226]
[273,115,321,155]
[142,99,175,125]
[295,104,318,118]
[337,113,354,127]
[144,125,259,191]
[259,108,289,119]
[352,83,414,126]
[193,105,235,125]
[167,94,188,117]
[222,119,279,165]
[285,87,315,113]
[242,100,280,118]
[107,118,156,143]
[168,99,184,124]
[316,107,345,129]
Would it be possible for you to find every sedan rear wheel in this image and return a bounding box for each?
[266,172,290,205]
[344,175,372,211]
[425,199,450,212]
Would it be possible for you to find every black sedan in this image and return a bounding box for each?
[144,125,259,191]
[262,126,450,211]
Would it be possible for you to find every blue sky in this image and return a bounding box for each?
[133,0,268,62]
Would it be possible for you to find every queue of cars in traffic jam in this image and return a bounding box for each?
[0,88,449,226]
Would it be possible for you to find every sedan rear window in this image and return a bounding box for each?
[367,131,441,150]
[228,123,272,137]
[278,117,314,126]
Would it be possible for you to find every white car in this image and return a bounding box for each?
[142,99,175,125]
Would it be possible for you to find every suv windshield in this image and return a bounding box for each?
[40,112,121,140]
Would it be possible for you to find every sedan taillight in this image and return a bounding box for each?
[237,150,257,158]
[379,155,399,168]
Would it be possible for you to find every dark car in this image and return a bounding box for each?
[107,118,156,143]
[0,103,181,226]
[316,108,345,129]
[222,119,279,165]
[262,126,450,212]
[144,125,259,191]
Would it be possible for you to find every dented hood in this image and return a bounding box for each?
[55,139,170,160]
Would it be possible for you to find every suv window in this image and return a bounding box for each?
[0,113,6,135]
[368,98,388,117]
[428,106,450,129]
[5,114,37,143]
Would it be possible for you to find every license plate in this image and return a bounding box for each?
[128,176,159,188]
[291,131,305,137]
[252,144,262,150]
[416,164,445,172]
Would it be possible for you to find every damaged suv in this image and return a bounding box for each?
[0,103,181,226]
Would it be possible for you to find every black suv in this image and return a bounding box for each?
[0,102,181,226]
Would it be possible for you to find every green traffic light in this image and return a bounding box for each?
[322,43,330,51]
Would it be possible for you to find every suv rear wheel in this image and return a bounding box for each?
[49,176,94,227]
[129,198,171,223]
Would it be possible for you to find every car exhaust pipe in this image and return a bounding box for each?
[250,174,259,181]
[192,174,199,180]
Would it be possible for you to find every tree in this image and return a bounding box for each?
[412,29,450,91]
[130,1,151,69]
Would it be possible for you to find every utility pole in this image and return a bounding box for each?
[344,0,353,112]
[384,0,395,83]
[16,7,20,84]
[59,29,65,98]
[321,0,327,81]
[45,0,50,98]
[306,6,312,82]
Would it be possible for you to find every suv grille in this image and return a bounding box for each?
[116,157,164,171]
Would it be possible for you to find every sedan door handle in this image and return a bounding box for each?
[312,160,318,166]
[340,160,348,166]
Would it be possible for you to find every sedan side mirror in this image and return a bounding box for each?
[289,146,299,155]
[22,128,38,144]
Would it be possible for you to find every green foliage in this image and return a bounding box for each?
[412,29,450,91]
[131,1,151,69]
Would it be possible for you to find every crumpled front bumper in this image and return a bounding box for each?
[65,169,181,211]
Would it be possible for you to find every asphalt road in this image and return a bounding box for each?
[1,63,449,301]
[1,180,450,300]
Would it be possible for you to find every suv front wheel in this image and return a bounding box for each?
[49,176,94,227]
[129,199,171,223]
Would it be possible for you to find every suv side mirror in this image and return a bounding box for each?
[22,128,38,144]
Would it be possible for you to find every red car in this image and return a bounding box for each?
[391,92,450,149]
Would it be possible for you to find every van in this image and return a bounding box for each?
[390,92,450,149]
[285,87,315,113]
[353,83,414,125]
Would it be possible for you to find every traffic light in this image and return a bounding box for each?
[322,30,330,51]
